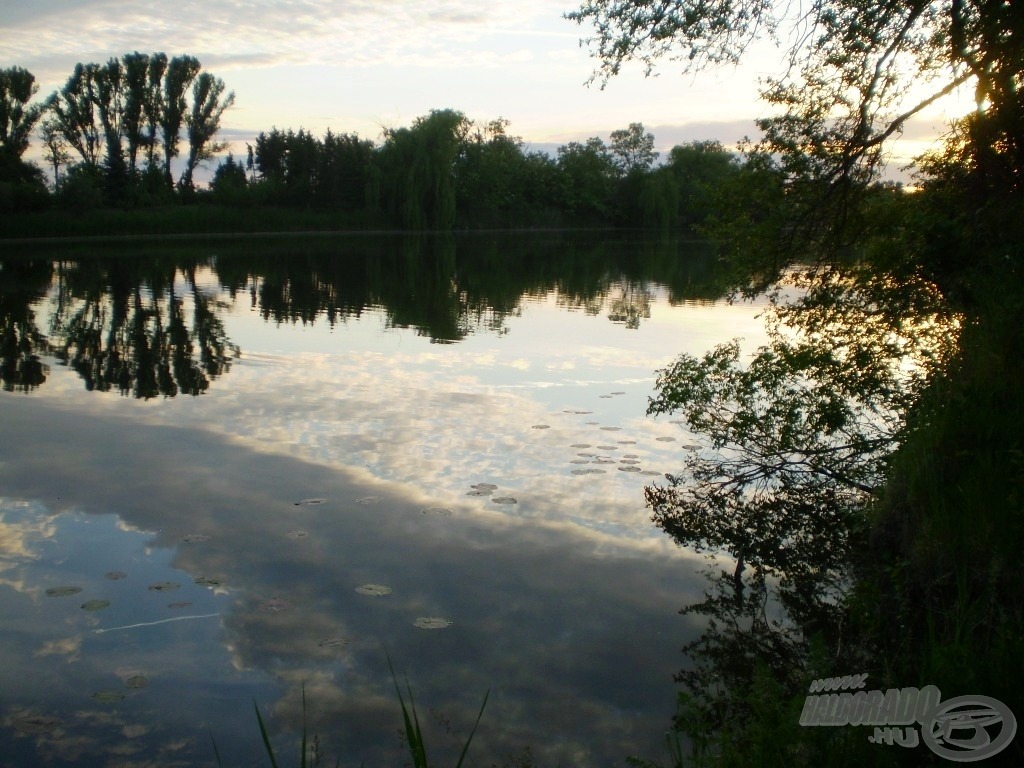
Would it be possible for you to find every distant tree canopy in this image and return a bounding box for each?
[36,52,234,201]
[0,66,46,192]
[228,110,746,230]
[3,57,753,230]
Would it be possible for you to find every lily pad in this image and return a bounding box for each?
[471,483,498,491]
[569,443,591,448]
[531,424,550,430]
[81,599,111,612]
[491,496,518,505]
[618,466,642,473]
[355,584,392,596]
[258,597,292,612]
[356,496,381,504]
[194,576,221,587]
[148,582,180,592]
[45,586,82,598]
[318,637,350,648]
[570,459,590,465]
[617,440,637,445]
[599,394,612,398]
[596,445,618,450]
[286,529,309,540]
[466,489,492,496]
[168,601,193,609]
[413,617,453,629]
[124,675,149,689]
[620,459,641,465]
[656,436,677,442]
[599,426,622,431]
[105,571,127,581]
[181,534,209,543]
[641,471,663,476]
[294,498,326,506]
[13,715,62,734]
[92,691,125,703]
[421,506,453,516]
[611,391,626,395]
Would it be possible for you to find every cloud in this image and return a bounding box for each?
[0,0,560,84]
[2,390,709,765]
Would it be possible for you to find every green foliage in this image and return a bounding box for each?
[378,108,470,229]
[0,66,44,165]
[212,664,486,768]
[571,3,1024,766]
[1,55,747,231]
[609,121,658,175]
[182,71,235,190]
[387,654,489,768]
[211,152,249,203]
[38,52,234,204]
[556,136,617,221]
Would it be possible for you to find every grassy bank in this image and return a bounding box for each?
[0,205,388,241]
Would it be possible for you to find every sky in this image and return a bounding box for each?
[2,0,961,175]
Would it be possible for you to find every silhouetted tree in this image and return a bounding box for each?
[181,71,235,190]
[46,63,102,170]
[556,137,617,221]
[0,66,44,171]
[379,109,470,229]
[608,121,657,175]
[160,55,201,189]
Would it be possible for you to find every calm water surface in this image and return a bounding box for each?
[0,233,769,767]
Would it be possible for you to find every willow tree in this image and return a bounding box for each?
[380,109,470,229]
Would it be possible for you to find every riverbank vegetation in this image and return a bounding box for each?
[569,0,1023,765]
[1,54,755,236]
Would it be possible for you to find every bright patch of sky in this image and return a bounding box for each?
[2,0,964,172]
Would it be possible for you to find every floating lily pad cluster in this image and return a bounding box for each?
[89,672,150,706]
[461,481,517,505]
[352,581,454,630]
[547,390,698,480]
[43,538,224,637]
[355,584,392,596]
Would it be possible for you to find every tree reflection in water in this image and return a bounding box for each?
[47,258,239,399]
[2,233,728,398]
[0,258,52,392]
[642,267,958,764]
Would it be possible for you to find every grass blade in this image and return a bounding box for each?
[454,688,490,768]
[254,699,280,768]
[300,683,308,768]
[386,652,428,768]
[210,728,223,768]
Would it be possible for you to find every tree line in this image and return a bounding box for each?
[213,112,747,230]
[0,54,234,210]
[1,57,753,230]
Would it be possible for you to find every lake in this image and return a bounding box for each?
[0,232,770,767]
